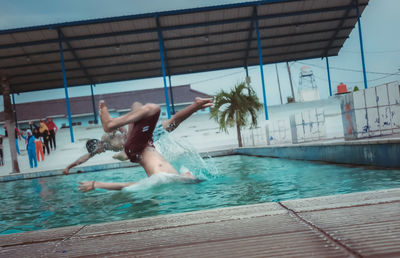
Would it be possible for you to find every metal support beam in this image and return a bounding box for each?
[156,16,171,119]
[58,30,94,85]
[90,84,98,124]
[323,3,353,57]
[57,29,75,143]
[255,11,269,120]
[243,6,257,68]
[355,0,368,89]
[168,76,176,115]
[326,57,333,96]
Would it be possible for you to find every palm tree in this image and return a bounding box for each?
[210,81,262,147]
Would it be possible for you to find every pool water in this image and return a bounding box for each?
[1,155,400,235]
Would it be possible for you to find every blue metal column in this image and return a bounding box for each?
[90,84,98,124]
[355,1,368,89]
[57,30,74,142]
[11,93,18,127]
[245,66,249,78]
[255,14,269,120]
[326,57,333,96]
[156,18,171,119]
[168,76,176,115]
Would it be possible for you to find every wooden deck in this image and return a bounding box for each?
[1,188,400,257]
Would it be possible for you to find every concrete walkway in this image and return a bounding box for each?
[1,188,399,257]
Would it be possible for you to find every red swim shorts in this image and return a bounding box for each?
[124,110,160,163]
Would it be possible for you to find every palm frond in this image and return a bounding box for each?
[210,80,263,133]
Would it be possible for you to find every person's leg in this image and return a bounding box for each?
[44,138,50,155]
[35,142,40,161]
[161,97,213,132]
[48,131,54,150]
[28,150,34,168]
[33,151,37,167]
[39,142,44,161]
[100,100,160,133]
[51,130,56,149]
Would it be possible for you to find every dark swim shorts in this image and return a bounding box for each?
[124,110,160,163]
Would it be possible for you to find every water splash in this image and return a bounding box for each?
[154,133,220,180]
[122,172,198,192]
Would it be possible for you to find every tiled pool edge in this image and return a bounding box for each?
[236,138,400,168]
[0,149,236,182]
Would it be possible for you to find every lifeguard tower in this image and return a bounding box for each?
[297,66,320,102]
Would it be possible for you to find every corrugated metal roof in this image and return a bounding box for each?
[0,0,369,94]
[0,85,210,122]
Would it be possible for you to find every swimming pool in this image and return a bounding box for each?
[1,154,400,235]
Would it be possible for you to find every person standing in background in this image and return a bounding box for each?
[21,129,37,168]
[15,127,21,155]
[46,117,58,150]
[39,120,50,155]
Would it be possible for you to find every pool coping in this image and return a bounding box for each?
[1,187,399,256]
[237,138,400,168]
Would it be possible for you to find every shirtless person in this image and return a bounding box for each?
[78,98,213,192]
[62,97,213,175]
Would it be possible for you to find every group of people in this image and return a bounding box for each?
[61,97,213,193]
[2,117,58,168]
[24,118,58,168]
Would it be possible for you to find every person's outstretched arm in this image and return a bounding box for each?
[63,153,92,175]
[78,181,135,192]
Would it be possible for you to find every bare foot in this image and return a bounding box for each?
[194,97,213,110]
[112,151,129,161]
[99,100,113,133]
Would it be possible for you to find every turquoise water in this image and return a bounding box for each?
[1,155,400,235]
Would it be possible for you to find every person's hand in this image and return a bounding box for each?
[62,168,69,175]
[78,181,95,192]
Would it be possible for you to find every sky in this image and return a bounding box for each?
[0,0,399,111]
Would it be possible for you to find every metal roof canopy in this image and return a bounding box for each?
[0,0,368,94]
